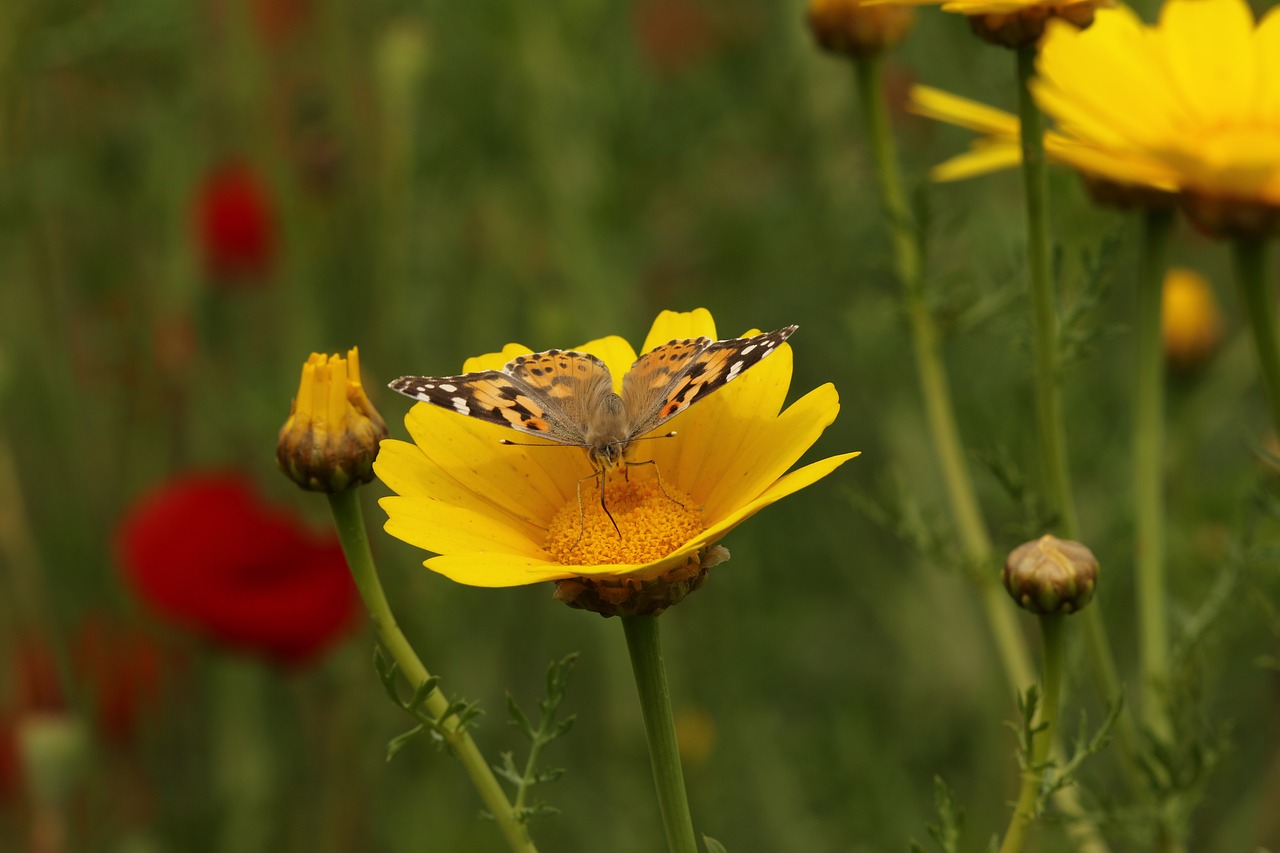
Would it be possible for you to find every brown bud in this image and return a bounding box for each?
[1181,192,1280,240]
[1003,534,1098,615]
[968,3,1103,49]
[806,0,915,58]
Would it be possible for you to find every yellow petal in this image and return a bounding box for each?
[702,382,842,525]
[424,552,578,588]
[575,335,639,392]
[1158,0,1256,127]
[931,144,1024,182]
[910,86,1019,137]
[1037,10,1174,150]
[381,495,546,557]
[698,452,861,544]
[403,403,585,520]
[640,308,718,355]
[375,438,550,538]
[645,343,792,507]
[464,343,534,373]
[1258,4,1280,125]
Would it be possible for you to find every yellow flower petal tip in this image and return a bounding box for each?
[376,310,855,609]
[278,347,389,493]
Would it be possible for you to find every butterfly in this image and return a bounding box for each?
[388,325,797,477]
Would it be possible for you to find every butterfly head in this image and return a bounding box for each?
[584,392,630,471]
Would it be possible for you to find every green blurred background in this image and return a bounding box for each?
[3,0,1280,850]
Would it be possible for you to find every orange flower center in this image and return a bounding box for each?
[545,475,703,566]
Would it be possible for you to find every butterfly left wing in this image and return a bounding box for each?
[389,371,568,440]
[621,325,797,437]
[390,348,617,446]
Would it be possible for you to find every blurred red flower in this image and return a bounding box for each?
[116,473,358,666]
[632,0,716,75]
[194,162,278,283]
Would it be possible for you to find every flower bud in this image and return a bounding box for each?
[1182,192,1280,240]
[807,0,915,58]
[1162,268,1224,372]
[277,347,388,493]
[1003,534,1097,615]
[968,3,1103,49]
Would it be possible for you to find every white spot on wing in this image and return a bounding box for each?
[451,397,470,415]
[439,383,458,393]
[726,360,745,382]
[740,343,757,355]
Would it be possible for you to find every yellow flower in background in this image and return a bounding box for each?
[908,0,1280,231]
[278,347,389,493]
[1162,268,1225,371]
[375,309,857,614]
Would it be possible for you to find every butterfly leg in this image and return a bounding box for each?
[624,459,688,509]
[573,469,620,544]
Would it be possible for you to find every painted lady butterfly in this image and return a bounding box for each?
[388,325,797,479]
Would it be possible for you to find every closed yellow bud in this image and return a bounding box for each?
[277,348,388,493]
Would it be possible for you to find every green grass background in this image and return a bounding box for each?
[3,0,1280,850]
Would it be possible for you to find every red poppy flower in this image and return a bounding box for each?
[194,162,278,283]
[116,473,358,666]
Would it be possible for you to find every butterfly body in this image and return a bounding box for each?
[389,325,797,476]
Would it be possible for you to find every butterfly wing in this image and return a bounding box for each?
[621,326,798,437]
[389,349,615,445]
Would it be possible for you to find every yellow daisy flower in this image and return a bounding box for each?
[909,0,1280,231]
[375,308,857,612]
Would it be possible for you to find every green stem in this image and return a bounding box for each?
[326,490,538,853]
[621,615,698,853]
[852,54,1034,694]
[1016,45,1078,539]
[999,615,1065,853]
[1233,238,1280,435]
[1135,209,1175,739]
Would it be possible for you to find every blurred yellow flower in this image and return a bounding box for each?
[278,348,388,493]
[375,309,857,606]
[1162,268,1225,371]
[908,0,1280,231]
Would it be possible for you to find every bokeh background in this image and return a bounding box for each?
[3,0,1280,850]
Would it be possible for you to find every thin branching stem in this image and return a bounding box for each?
[1135,209,1175,739]
[999,616,1064,853]
[326,489,538,853]
[852,52,1033,693]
